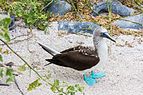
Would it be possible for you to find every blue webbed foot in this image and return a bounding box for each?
[90,71,105,79]
[83,74,96,86]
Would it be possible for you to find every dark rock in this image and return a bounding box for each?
[47,0,72,15]
[58,21,99,34]
[92,0,135,17]
[9,16,15,30]
[113,14,143,29]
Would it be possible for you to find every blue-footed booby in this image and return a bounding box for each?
[38,26,115,86]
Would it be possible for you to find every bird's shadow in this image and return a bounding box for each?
[45,64,84,83]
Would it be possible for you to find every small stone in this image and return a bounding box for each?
[5,62,14,67]
[46,1,72,15]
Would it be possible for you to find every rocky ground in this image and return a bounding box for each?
[0,26,143,95]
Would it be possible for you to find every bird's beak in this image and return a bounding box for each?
[100,32,116,42]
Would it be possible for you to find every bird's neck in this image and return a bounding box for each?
[95,39,108,63]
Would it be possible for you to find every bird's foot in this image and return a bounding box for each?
[83,74,97,86]
[83,71,105,86]
[90,71,105,79]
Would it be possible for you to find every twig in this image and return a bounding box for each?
[0,83,9,86]
[41,0,54,11]
[14,77,25,95]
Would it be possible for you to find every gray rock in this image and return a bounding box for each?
[58,21,99,34]
[92,0,135,17]
[113,14,143,29]
[48,0,72,15]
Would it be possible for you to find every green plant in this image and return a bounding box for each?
[0,17,11,62]
[106,0,113,31]
[28,79,42,91]
[0,17,11,42]
[0,67,15,83]
[0,0,56,30]
[0,54,3,61]
[27,78,84,95]
[3,0,52,30]
[0,18,14,83]
[49,80,84,95]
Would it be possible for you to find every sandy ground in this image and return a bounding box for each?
[0,26,143,95]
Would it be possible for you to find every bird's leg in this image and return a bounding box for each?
[92,69,99,73]
[90,71,106,79]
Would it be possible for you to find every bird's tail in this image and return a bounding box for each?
[44,59,54,66]
[38,42,61,56]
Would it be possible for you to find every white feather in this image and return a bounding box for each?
[94,39,108,70]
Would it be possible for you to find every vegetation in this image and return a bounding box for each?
[0,17,14,83]
[0,0,143,95]
[0,0,54,30]
[0,17,11,42]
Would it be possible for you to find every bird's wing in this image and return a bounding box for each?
[61,45,98,57]
[51,48,100,71]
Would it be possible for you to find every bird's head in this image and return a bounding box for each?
[93,26,115,46]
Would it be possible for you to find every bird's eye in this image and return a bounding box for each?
[100,32,116,42]
[100,32,108,37]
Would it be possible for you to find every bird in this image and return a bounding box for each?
[38,26,115,86]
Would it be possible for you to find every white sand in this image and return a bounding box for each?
[0,27,143,95]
